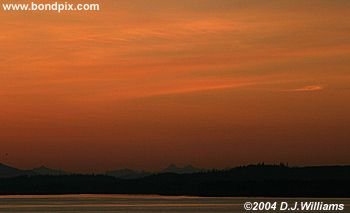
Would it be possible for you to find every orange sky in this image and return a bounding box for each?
[1,0,350,172]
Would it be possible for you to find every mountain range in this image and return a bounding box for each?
[0,163,68,178]
[0,163,203,179]
[1,164,350,197]
[0,163,32,178]
[160,164,203,174]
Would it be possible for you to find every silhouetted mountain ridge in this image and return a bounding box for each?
[1,163,350,196]
[0,163,203,179]
[160,164,203,174]
[105,164,203,179]
[0,163,34,178]
[0,163,66,177]
[106,169,150,179]
[2,163,350,180]
[31,166,68,176]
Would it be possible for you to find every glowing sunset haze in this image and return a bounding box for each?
[1,0,349,172]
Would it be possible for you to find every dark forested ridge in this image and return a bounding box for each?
[1,164,350,197]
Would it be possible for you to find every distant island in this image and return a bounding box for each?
[1,163,350,197]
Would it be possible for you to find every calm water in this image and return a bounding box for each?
[0,195,349,212]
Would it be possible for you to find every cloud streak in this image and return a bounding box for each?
[285,85,324,92]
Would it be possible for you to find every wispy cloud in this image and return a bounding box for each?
[285,85,324,92]
[143,82,255,98]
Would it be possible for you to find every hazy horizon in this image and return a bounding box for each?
[2,161,350,174]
